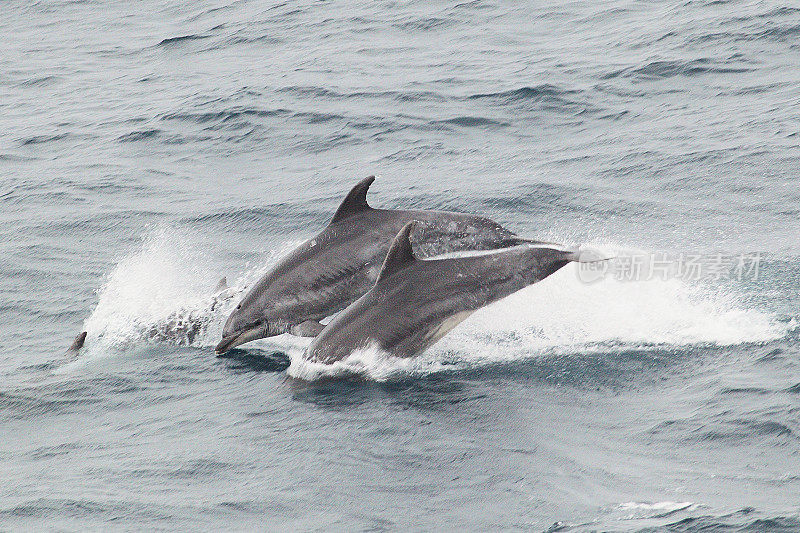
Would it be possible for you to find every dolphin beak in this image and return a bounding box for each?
[215,335,238,354]
[214,324,265,354]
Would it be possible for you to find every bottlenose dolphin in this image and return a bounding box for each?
[216,176,544,353]
[306,222,597,364]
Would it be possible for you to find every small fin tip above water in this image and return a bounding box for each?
[67,331,87,353]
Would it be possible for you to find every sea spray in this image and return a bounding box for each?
[80,229,789,378]
[80,227,302,356]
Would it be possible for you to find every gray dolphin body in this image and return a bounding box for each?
[306,222,591,364]
[216,176,542,353]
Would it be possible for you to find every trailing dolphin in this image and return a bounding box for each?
[216,176,545,353]
[305,222,601,364]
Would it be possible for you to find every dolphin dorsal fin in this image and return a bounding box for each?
[377,222,417,283]
[329,175,375,224]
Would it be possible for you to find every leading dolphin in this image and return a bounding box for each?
[216,176,544,353]
[305,222,598,364]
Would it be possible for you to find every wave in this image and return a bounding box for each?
[613,501,696,520]
[698,420,795,443]
[156,34,211,46]
[15,75,59,87]
[582,503,800,532]
[658,511,800,533]
[468,84,589,110]
[117,129,161,142]
[601,58,754,81]
[468,84,600,117]
[275,85,448,104]
[222,33,284,46]
[470,84,577,101]
[394,17,450,32]
[756,23,800,41]
[20,133,73,146]
[160,107,288,124]
[432,116,509,128]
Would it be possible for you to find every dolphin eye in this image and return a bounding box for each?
[236,305,241,309]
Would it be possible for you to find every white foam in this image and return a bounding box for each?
[79,231,791,378]
[615,501,696,520]
[286,343,459,381]
[80,226,301,358]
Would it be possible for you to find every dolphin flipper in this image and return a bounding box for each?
[290,320,326,337]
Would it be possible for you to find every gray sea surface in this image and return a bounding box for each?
[2,0,799,530]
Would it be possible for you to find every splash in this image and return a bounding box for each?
[80,227,300,358]
[286,343,459,382]
[79,230,790,378]
[438,264,786,357]
[612,501,697,520]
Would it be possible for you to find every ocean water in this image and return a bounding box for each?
[2,0,800,530]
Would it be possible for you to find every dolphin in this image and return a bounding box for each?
[215,176,545,354]
[58,331,87,365]
[305,222,598,364]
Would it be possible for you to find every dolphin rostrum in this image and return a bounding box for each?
[215,176,545,353]
[305,222,599,364]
